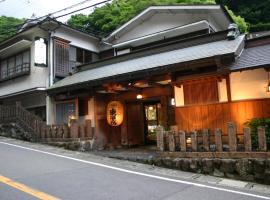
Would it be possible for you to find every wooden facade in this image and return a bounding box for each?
[175,98,270,134]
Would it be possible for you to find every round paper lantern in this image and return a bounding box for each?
[107,101,124,126]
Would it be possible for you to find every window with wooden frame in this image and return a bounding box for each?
[54,38,70,77]
[0,49,30,81]
[76,47,92,64]
[183,78,219,105]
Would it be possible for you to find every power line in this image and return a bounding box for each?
[0,0,111,38]
[1,0,111,32]
[54,0,111,19]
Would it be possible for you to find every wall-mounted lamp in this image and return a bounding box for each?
[136,94,143,99]
[171,98,175,106]
[149,106,154,111]
[267,71,270,93]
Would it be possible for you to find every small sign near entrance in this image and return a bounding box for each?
[107,101,124,126]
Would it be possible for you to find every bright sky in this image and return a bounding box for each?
[0,0,109,22]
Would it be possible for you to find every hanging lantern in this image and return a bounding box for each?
[107,101,124,126]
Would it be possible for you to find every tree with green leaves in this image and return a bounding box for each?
[217,0,270,32]
[67,0,247,36]
[0,16,24,42]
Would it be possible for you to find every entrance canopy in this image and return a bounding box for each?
[48,35,245,93]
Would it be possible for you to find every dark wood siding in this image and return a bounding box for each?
[183,79,218,105]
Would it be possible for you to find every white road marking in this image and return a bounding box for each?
[1,141,269,200]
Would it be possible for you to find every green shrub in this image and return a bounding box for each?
[244,118,270,150]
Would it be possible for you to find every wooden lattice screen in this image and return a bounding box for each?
[54,38,70,77]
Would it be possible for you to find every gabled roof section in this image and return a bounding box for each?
[0,17,100,48]
[104,5,233,42]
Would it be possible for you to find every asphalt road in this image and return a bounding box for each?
[0,138,269,200]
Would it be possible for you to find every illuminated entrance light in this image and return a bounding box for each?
[136,94,143,99]
[171,98,175,106]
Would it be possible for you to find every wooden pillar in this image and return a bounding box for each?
[179,130,186,152]
[243,127,252,151]
[168,131,175,152]
[215,128,223,152]
[191,131,198,152]
[258,126,267,151]
[156,126,165,151]
[228,122,237,152]
[202,129,210,151]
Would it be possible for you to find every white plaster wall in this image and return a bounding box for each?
[53,27,100,52]
[174,85,185,107]
[218,78,228,102]
[0,30,49,97]
[115,12,218,44]
[230,68,270,101]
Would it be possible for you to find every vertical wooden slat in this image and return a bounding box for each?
[179,130,186,152]
[243,127,252,152]
[191,130,198,151]
[258,126,267,151]
[202,129,210,151]
[228,122,237,151]
[168,131,176,152]
[156,126,165,151]
[215,128,223,152]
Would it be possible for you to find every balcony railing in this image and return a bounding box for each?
[0,63,30,82]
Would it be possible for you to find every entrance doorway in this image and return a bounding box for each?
[143,101,161,145]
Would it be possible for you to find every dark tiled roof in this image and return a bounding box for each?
[230,44,270,71]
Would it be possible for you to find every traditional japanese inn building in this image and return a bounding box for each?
[1,5,270,150]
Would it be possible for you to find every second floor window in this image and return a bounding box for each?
[0,50,30,81]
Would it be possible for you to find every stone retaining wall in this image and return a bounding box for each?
[127,156,270,185]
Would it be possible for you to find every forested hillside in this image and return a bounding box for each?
[217,0,270,32]
[0,0,270,43]
[0,16,24,42]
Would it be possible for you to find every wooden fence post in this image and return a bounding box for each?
[156,126,165,151]
[228,122,237,151]
[258,126,267,151]
[191,130,198,151]
[85,120,92,138]
[243,127,252,151]
[63,125,69,138]
[215,128,223,152]
[202,129,210,151]
[179,131,186,152]
[168,131,175,152]
[70,122,79,138]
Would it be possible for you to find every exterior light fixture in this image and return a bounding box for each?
[136,94,143,99]
[106,101,124,126]
[267,71,270,92]
[149,106,154,111]
[171,98,175,106]
[186,137,191,144]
